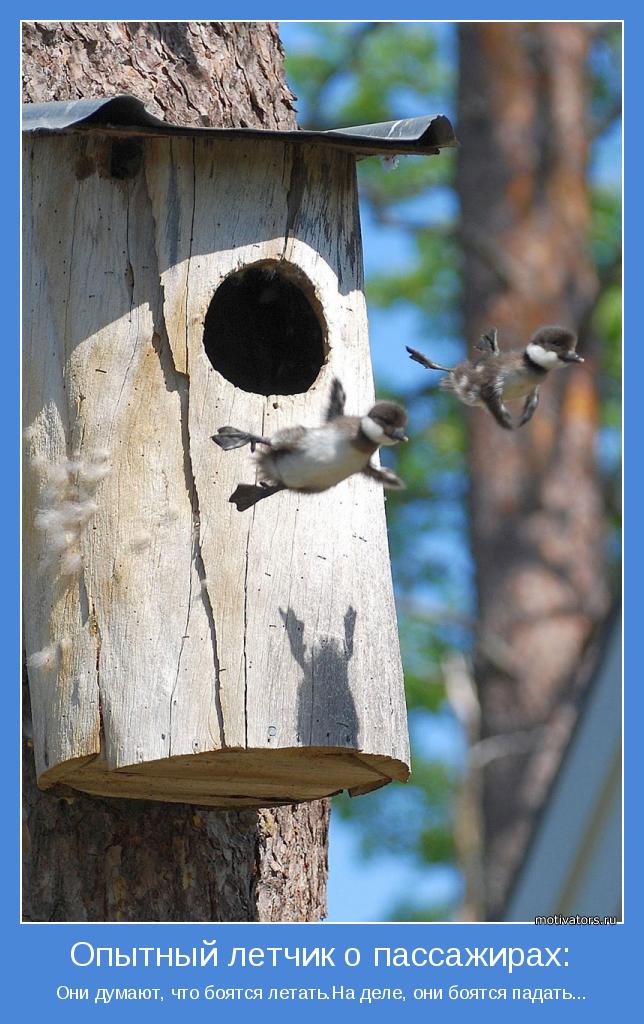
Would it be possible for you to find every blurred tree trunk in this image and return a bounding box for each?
[456,23,610,920]
[22,20,330,922]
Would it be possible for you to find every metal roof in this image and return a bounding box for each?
[22,94,457,157]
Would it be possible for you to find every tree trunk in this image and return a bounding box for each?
[22,20,330,922]
[456,23,610,920]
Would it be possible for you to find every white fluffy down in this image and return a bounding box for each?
[360,415,385,443]
[361,415,400,446]
[27,643,59,671]
[269,427,367,490]
[32,451,111,578]
[526,343,562,369]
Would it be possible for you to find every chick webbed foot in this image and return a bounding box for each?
[363,462,406,490]
[406,346,451,372]
[518,387,540,427]
[212,427,271,451]
[228,482,285,512]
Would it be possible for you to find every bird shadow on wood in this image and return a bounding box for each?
[279,606,359,748]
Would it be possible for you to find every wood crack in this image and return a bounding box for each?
[184,138,196,372]
[124,188,135,313]
[62,182,81,392]
[110,189,139,432]
[241,405,265,749]
[282,145,306,257]
[90,599,104,749]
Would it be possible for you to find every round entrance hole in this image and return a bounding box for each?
[203,263,327,395]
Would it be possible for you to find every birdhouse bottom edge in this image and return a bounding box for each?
[36,747,410,807]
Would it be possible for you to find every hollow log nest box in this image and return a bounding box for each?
[23,96,456,807]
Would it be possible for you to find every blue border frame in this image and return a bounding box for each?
[8,6,633,1020]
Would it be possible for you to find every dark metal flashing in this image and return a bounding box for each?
[22,95,457,157]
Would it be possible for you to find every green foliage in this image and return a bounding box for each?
[333,752,457,862]
[286,23,450,129]
[587,26,622,438]
[368,227,461,336]
[588,23,622,130]
[386,900,454,923]
[592,187,622,273]
[591,183,622,439]
[596,284,622,431]
[358,154,454,207]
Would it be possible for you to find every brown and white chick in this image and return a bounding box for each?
[407,325,583,430]
[212,379,408,511]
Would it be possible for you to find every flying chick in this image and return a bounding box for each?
[406,325,584,430]
[212,378,408,511]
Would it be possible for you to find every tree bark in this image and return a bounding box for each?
[22,20,330,923]
[456,23,610,920]
[22,21,296,130]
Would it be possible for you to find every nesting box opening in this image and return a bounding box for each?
[203,263,327,395]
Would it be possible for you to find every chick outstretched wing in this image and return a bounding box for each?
[475,328,499,355]
[325,378,347,421]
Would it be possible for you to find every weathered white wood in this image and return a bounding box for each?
[23,131,410,805]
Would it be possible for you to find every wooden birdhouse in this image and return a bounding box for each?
[23,96,456,806]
